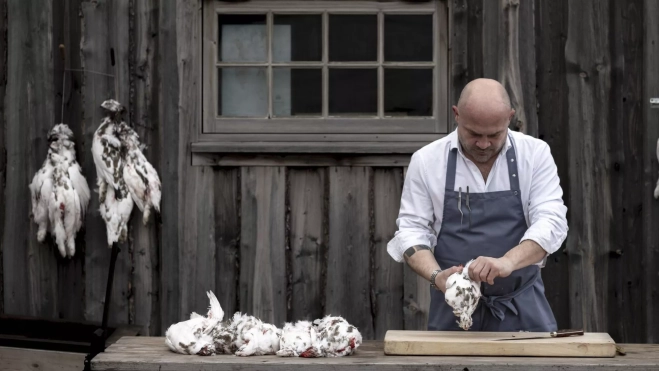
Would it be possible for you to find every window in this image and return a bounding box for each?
[201,0,449,148]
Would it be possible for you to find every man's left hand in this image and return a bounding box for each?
[467,256,515,285]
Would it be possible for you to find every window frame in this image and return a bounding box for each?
[199,0,450,152]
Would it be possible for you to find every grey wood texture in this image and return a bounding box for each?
[565,0,611,333]
[214,167,240,318]
[372,168,404,340]
[0,0,5,315]
[240,167,287,327]
[534,0,570,331]
[93,337,659,371]
[192,154,412,167]
[288,168,326,322]
[327,167,374,339]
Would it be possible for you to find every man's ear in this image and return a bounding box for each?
[509,109,516,120]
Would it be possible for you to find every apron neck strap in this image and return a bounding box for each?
[446,133,520,191]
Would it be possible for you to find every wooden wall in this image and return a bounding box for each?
[1,0,659,344]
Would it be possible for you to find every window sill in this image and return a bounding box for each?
[190,140,439,166]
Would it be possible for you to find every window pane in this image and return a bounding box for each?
[218,68,267,117]
[329,69,377,115]
[385,69,433,117]
[273,68,322,117]
[273,15,322,62]
[385,15,433,62]
[329,15,377,62]
[218,14,267,62]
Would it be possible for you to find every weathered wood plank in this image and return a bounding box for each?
[193,154,412,167]
[372,168,404,339]
[0,0,7,315]
[327,167,373,339]
[240,167,287,326]
[4,0,58,318]
[52,0,85,322]
[451,0,468,105]
[481,0,499,80]
[518,0,537,137]
[288,168,326,322]
[94,337,659,370]
[130,0,161,336]
[1,347,86,371]
[179,166,216,320]
[158,0,180,333]
[565,0,611,333]
[643,0,659,344]
[535,0,570,331]
[467,0,483,82]
[498,0,527,133]
[81,0,131,325]
[607,0,645,344]
[214,168,240,317]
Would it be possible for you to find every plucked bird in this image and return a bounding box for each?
[92,99,161,246]
[276,320,317,357]
[29,124,90,258]
[444,260,481,330]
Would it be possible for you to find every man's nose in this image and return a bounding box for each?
[476,140,490,150]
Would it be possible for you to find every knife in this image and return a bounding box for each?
[492,329,584,341]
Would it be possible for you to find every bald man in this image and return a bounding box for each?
[387,79,568,331]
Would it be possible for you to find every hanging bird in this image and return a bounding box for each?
[311,315,362,357]
[122,119,161,225]
[29,124,90,258]
[92,100,134,246]
[444,260,481,330]
[165,291,225,356]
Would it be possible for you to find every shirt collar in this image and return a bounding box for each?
[450,128,512,158]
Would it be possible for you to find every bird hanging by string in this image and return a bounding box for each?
[29,124,91,258]
[92,99,161,246]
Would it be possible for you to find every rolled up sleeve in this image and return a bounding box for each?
[387,152,438,263]
[521,142,568,255]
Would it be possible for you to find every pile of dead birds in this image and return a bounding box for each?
[165,291,362,358]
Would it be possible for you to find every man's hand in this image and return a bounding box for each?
[467,256,514,285]
[434,266,463,293]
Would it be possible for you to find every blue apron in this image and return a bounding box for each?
[428,135,557,332]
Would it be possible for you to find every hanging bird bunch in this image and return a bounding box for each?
[92,99,161,246]
[29,124,91,258]
[443,260,481,330]
[165,291,363,357]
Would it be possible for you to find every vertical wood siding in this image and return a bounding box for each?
[1,0,659,343]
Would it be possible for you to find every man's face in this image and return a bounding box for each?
[455,108,512,164]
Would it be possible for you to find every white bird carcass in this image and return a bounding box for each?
[92,99,161,246]
[276,320,317,357]
[29,124,90,258]
[444,260,481,330]
[311,315,362,357]
[165,291,225,356]
[227,312,281,356]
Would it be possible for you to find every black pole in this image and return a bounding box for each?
[84,242,120,371]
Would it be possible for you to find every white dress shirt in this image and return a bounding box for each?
[387,129,568,265]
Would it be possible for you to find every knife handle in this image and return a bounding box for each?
[550,329,584,337]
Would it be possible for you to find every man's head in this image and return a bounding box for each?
[452,79,515,164]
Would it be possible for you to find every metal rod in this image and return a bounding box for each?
[102,242,121,332]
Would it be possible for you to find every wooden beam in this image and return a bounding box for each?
[4,0,58,318]
[535,0,570,332]
[565,0,612,333]
[643,0,659,344]
[191,141,431,154]
[214,168,240,317]
[0,0,7,315]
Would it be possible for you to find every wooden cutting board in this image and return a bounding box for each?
[384,330,617,357]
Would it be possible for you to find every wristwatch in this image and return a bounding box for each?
[429,268,443,290]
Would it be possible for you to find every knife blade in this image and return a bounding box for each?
[492,329,584,341]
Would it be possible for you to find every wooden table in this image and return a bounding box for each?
[92,336,659,371]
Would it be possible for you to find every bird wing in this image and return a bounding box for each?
[68,162,90,220]
[92,119,124,190]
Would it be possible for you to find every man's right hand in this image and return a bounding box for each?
[434,266,463,293]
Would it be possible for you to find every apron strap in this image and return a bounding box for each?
[446,147,458,191]
[506,134,520,191]
[480,268,539,321]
